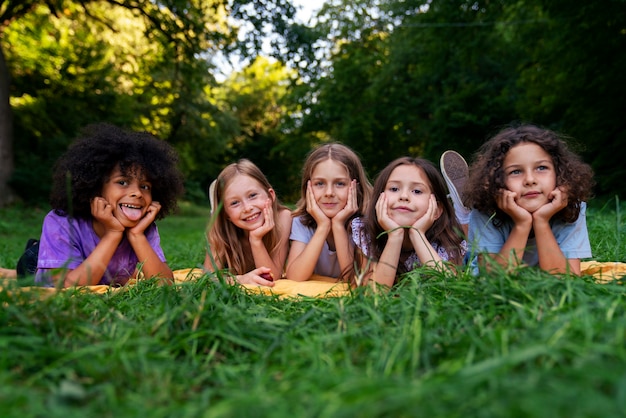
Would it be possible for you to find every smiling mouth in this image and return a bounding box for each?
[120,203,141,209]
[244,213,261,222]
[119,203,143,221]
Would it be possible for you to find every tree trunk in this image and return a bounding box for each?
[0,43,15,207]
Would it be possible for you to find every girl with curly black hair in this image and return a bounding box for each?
[35,123,184,287]
[463,124,594,275]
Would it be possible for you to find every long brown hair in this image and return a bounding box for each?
[292,142,373,227]
[207,159,288,275]
[363,157,465,275]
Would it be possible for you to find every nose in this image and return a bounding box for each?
[324,183,334,196]
[399,187,409,201]
[523,170,537,185]
[128,183,141,197]
[242,200,253,212]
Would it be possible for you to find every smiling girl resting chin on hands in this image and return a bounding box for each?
[35,123,184,287]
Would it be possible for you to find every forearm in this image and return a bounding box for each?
[332,223,355,278]
[63,234,121,286]
[286,229,329,281]
[409,230,446,270]
[369,234,403,287]
[128,234,173,281]
[250,239,283,280]
[493,224,531,271]
[533,220,575,274]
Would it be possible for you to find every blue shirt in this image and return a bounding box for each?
[468,202,592,274]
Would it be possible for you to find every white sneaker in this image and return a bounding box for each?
[208,179,217,213]
[440,150,469,212]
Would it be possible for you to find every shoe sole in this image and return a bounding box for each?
[440,150,468,206]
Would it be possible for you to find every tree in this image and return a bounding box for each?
[0,0,298,206]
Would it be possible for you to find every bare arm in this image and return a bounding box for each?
[61,197,125,287]
[408,194,448,271]
[484,190,533,272]
[364,193,403,287]
[249,202,291,280]
[286,182,332,281]
[286,223,331,281]
[533,188,579,274]
[331,180,358,279]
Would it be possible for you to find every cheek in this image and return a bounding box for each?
[311,188,325,201]
[224,207,239,220]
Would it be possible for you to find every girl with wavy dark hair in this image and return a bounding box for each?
[464,124,594,275]
[352,157,467,287]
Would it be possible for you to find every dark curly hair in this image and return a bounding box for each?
[464,124,594,226]
[50,123,185,220]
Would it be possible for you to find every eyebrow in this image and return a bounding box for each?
[311,176,350,181]
[504,159,553,170]
[387,179,428,187]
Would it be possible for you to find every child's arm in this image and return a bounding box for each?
[331,180,358,279]
[248,201,291,280]
[62,197,126,286]
[532,187,579,274]
[126,201,173,283]
[286,225,330,281]
[486,189,533,271]
[408,194,447,270]
[286,183,332,281]
[366,193,403,287]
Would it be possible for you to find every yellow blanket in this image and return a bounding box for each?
[2,262,622,298]
[580,261,626,283]
[0,269,352,299]
[173,268,352,298]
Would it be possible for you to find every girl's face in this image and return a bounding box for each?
[101,166,153,227]
[223,174,274,231]
[310,159,352,218]
[383,165,437,226]
[502,142,557,213]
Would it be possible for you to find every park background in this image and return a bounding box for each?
[1,0,625,208]
[1,1,626,416]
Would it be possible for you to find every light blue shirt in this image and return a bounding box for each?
[468,202,592,274]
[289,216,341,278]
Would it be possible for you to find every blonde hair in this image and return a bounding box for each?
[207,159,288,275]
[292,142,373,227]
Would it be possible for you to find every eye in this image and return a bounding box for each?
[335,181,346,187]
[141,183,152,191]
[313,181,324,188]
[388,186,399,192]
[116,179,129,186]
[508,169,521,176]
[228,200,240,207]
[412,189,423,195]
[537,165,549,171]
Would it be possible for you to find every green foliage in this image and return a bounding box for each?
[294,0,626,198]
[1,200,626,416]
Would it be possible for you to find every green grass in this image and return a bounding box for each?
[1,198,625,417]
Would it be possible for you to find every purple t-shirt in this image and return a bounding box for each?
[35,210,166,287]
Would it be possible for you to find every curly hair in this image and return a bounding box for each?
[363,157,465,275]
[464,124,594,226]
[207,159,289,275]
[292,142,373,227]
[49,123,185,220]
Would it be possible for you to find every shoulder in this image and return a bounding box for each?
[290,215,314,240]
[278,208,293,223]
